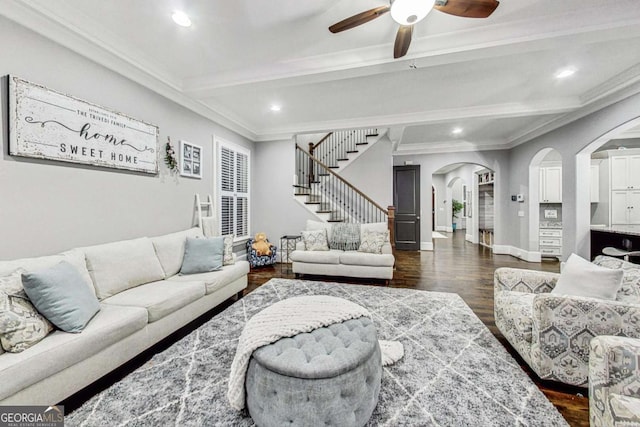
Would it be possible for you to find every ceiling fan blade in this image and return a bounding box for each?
[394,25,413,59]
[434,0,499,18]
[329,6,390,33]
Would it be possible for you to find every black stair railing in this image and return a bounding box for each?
[308,128,377,170]
[295,144,387,223]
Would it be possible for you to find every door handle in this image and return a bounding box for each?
[416,216,420,220]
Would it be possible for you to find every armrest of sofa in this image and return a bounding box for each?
[494,267,559,294]
[533,294,640,338]
[381,242,392,255]
[590,335,640,426]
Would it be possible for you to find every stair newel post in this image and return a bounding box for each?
[387,206,396,251]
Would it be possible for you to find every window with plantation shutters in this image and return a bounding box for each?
[218,141,250,239]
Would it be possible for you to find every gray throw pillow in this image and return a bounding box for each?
[180,237,224,274]
[22,261,101,333]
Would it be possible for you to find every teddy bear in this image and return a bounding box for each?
[252,232,273,256]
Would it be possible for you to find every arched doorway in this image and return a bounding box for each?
[529,148,563,261]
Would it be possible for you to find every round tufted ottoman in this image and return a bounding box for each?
[245,316,382,427]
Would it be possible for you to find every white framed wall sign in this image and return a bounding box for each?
[8,75,159,174]
[180,140,202,179]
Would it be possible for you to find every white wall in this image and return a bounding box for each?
[506,92,640,260]
[0,17,253,259]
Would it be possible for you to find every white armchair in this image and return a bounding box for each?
[494,256,640,387]
[590,336,640,426]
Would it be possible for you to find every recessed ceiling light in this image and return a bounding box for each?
[172,11,192,27]
[555,67,576,79]
[451,127,463,135]
[270,105,281,112]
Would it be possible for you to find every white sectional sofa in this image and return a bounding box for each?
[0,227,249,405]
[290,221,395,282]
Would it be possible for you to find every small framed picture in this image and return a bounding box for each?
[180,140,202,179]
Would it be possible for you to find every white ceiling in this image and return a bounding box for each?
[3,0,640,153]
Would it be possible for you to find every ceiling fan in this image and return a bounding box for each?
[329,0,500,59]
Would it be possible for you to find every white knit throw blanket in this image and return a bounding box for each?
[227,295,403,411]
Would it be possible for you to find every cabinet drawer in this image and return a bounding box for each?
[540,238,562,247]
[540,247,561,256]
[540,229,562,238]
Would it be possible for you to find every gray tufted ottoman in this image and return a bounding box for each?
[245,316,382,427]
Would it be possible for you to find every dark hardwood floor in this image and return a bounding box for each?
[248,231,589,426]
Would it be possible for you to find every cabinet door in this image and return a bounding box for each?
[544,167,562,203]
[612,191,629,224]
[628,156,640,189]
[611,157,629,190]
[539,168,545,202]
[590,164,599,203]
[629,191,640,224]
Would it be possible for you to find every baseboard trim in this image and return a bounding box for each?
[493,245,541,263]
[421,241,433,251]
[435,226,447,232]
[465,234,473,242]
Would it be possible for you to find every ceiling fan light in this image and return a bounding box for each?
[390,0,436,25]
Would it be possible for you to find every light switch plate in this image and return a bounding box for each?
[518,211,525,217]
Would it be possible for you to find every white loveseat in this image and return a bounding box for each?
[0,227,249,405]
[290,221,395,282]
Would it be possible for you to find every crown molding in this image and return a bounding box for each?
[393,140,510,156]
[1,0,257,141]
[508,79,640,148]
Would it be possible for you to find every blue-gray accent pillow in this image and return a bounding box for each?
[21,261,101,333]
[180,237,224,274]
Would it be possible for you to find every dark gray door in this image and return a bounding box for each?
[393,165,420,250]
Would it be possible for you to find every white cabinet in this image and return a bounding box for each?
[539,228,562,257]
[540,166,562,203]
[612,190,640,224]
[611,155,640,190]
[591,164,600,203]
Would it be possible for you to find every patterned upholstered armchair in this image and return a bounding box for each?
[246,239,277,268]
[590,336,640,426]
[494,255,640,387]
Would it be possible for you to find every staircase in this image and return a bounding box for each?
[294,129,388,224]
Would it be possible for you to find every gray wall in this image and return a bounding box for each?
[0,17,253,259]
[340,135,393,208]
[251,139,316,249]
[506,92,640,259]
[393,150,509,247]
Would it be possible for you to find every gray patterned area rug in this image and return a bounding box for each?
[67,279,568,426]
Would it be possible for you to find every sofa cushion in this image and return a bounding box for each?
[168,261,249,295]
[358,230,390,254]
[180,237,224,274]
[290,250,341,265]
[0,249,95,297]
[103,280,205,322]
[0,304,147,401]
[22,261,101,333]
[339,251,395,267]
[360,222,389,242]
[301,229,330,251]
[0,269,53,353]
[552,253,623,301]
[83,237,166,300]
[306,220,332,240]
[151,228,203,277]
[223,234,235,265]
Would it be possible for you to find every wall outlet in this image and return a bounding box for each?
[518,211,525,217]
